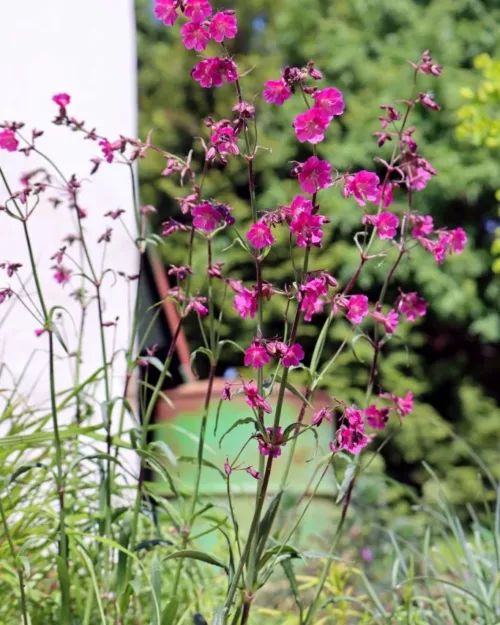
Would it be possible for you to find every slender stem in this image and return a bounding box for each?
[0,497,29,625]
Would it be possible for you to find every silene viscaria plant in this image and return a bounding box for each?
[0,1,467,624]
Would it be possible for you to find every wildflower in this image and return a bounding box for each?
[362,212,399,240]
[53,266,72,285]
[334,425,368,454]
[184,0,212,22]
[221,383,232,401]
[105,208,126,220]
[372,308,399,334]
[289,210,329,248]
[34,328,47,337]
[299,276,329,321]
[224,458,232,476]
[233,286,258,319]
[418,92,440,111]
[263,79,291,106]
[410,214,434,238]
[296,156,333,194]
[345,407,364,429]
[312,87,345,118]
[282,195,314,221]
[342,171,380,207]
[52,93,70,108]
[380,390,414,418]
[0,130,18,152]
[361,547,374,562]
[98,139,121,164]
[180,21,210,51]
[0,262,22,277]
[191,202,224,231]
[398,291,427,321]
[375,182,395,208]
[243,382,272,414]
[257,426,286,458]
[208,121,239,161]
[191,57,238,88]
[346,295,369,324]
[293,108,331,144]
[186,296,209,317]
[244,343,271,369]
[153,0,179,26]
[246,222,275,249]
[246,466,261,480]
[0,288,13,304]
[364,404,389,430]
[431,228,467,264]
[282,343,305,368]
[209,11,238,42]
[312,407,333,426]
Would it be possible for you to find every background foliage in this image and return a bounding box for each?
[135,0,500,506]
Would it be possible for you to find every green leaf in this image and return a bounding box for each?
[256,491,284,565]
[161,598,179,625]
[161,550,228,573]
[335,462,357,504]
[219,417,256,448]
[282,560,304,621]
[116,512,132,596]
[151,555,162,625]
[55,556,71,625]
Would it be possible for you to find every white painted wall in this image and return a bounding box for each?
[0,1,139,472]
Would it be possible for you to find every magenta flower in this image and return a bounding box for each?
[186,296,209,317]
[262,79,292,106]
[345,407,364,429]
[224,458,232,476]
[372,308,399,334]
[233,286,258,319]
[381,391,414,418]
[0,130,18,152]
[293,108,331,144]
[407,167,433,191]
[34,328,47,337]
[362,212,399,240]
[398,292,427,321]
[258,426,286,458]
[312,87,345,119]
[448,228,467,255]
[153,0,179,26]
[53,265,72,285]
[361,547,374,562]
[246,222,275,249]
[290,211,329,248]
[342,171,380,207]
[364,404,389,430]
[209,11,238,42]
[246,466,262,480]
[52,93,70,108]
[181,21,211,51]
[375,183,394,208]
[184,0,212,22]
[99,139,121,164]
[312,408,332,426]
[335,425,368,455]
[299,276,329,322]
[297,156,333,194]
[410,214,434,238]
[191,57,237,88]
[346,295,369,324]
[244,382,272,414]
[431,228,467,264]
[244,344,271,369]
[209,122,239,160]
[418,92,440,111]
[191,202,224,231]
[282,195,314,221]
[282,343,305,368]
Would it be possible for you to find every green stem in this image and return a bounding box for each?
[0,497,29,625]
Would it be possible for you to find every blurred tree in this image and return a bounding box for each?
[135,0,500,506]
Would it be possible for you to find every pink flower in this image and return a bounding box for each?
[312,407,333,426]
[53,265,72,285]
[246,222,275,249]
[407,167,433,191]
[431,228,467,264]
[262,79,291,106]
[299,276,330,322]
[381,391,414,418]
[99,139,122,164]
[0,130,18,152]
[233,287,258,319]
[282,195,314,221]
[342,171,380,207]
[258,426,285,458]
[410,214,434,238]
[290,211,329,248]
[244,344,271,369]
[312,87,345,118]
[209,11,238,42]
[244,382,272,414]
[221,383,232,401]
[224,458,232,476]
[184,0,212,22]
[186,296,209,317]
[209,122,239,161]
[335,425,368,454]
[375,183,394,208]
[362,212,399,240]
[297,156,333,194]
[191,202,224,231]
[418,92,440,111]
[191,57,237,88]
[52,93,70,108]
[246,466,261,480]
[154,0,179,26]
[180,21,210,51]
[346,295,369,324]
[34,328,47,337]
[448,228,467,255]
[364,405,389,430]
[372,308,399,334]
[345,407,364,429]
[293,108,331,144]
[282,343,305,368]
[398,292,427,321]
